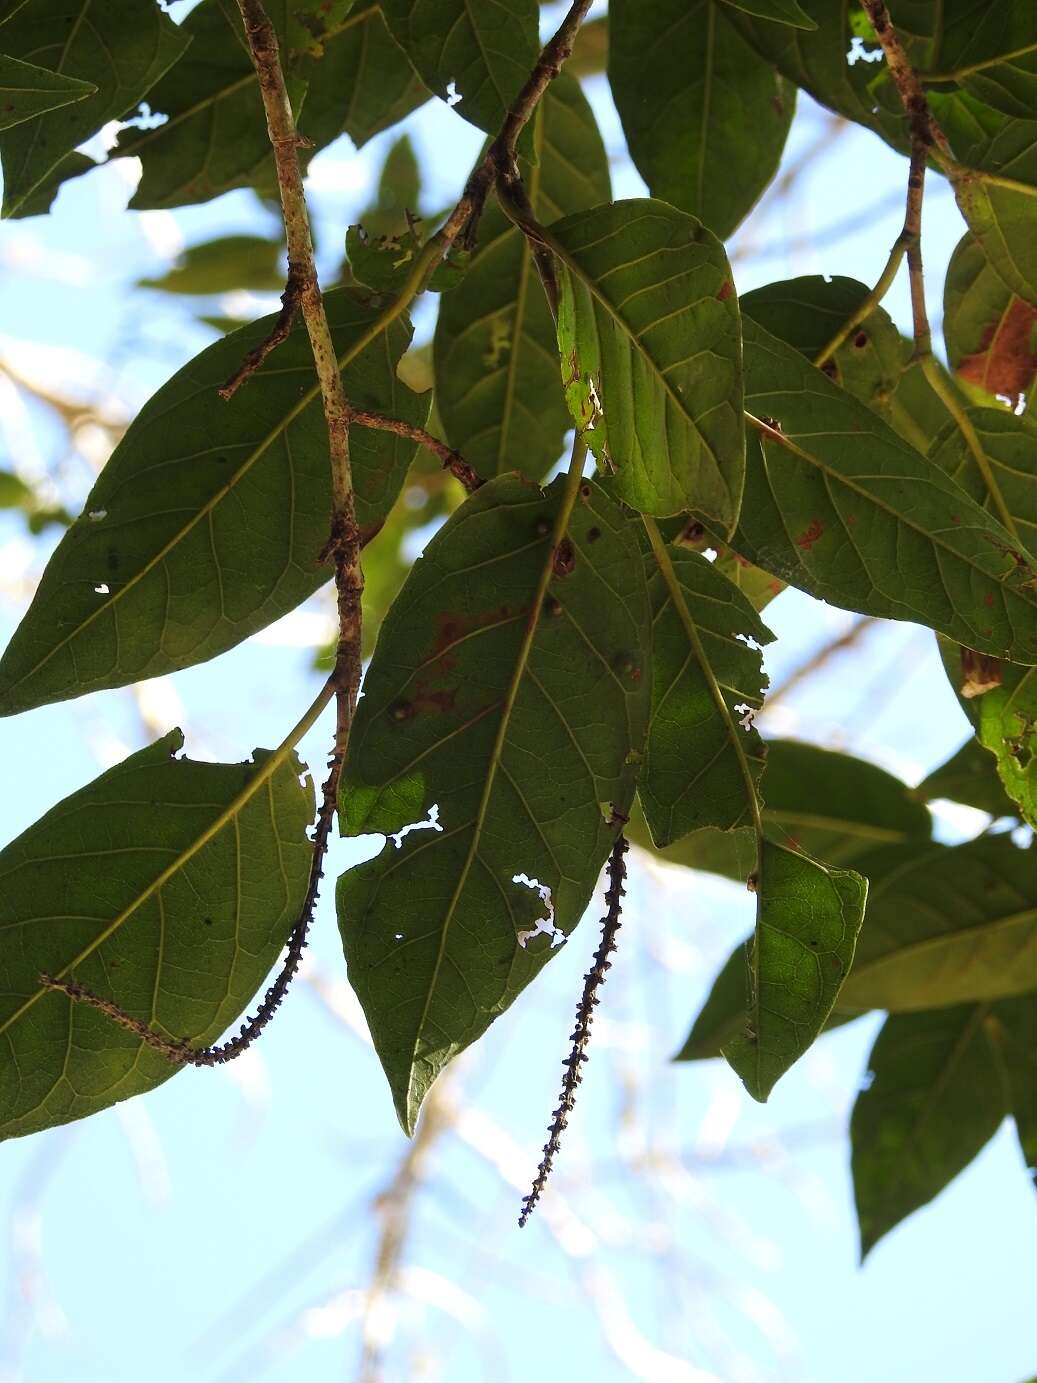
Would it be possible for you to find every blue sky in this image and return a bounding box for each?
[0,7,1035,1381]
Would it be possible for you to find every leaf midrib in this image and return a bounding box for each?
[405,450,587,1128]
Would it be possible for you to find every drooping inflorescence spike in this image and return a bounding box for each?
[519,833,629,1227]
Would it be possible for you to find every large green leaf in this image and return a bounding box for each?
[0,0,188,217]
[548,198,745,526]
[0,51,95,131]
[635,739,933,879]
[379,0,539,146]
[0,731,315,1139]
[337,474,651,1132]
[721,840,867,1101]
[740,275,904,415]
[844,835,1037,1012]
[943,233,1037,407]
[851,1003,1005,1257]
[730,318,1037,663]
[115,2,425,209]
[639,543,772,847]
[609,0,794,241]
[0,288,427,716]
[434,75,610,482]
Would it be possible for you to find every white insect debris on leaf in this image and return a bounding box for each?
[389,803,443,849]
[733,702,756,732]
[513,874,564,948]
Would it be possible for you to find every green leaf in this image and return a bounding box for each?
[731,318,1037,663]
[379,0,539,147]
[724,2,882,132]
[337,474,651,1132]
[549,198,745,526]
[721,840,867,1101]
[0,51,95,131]
[716,0,817,29]
[137,234,285,296]
[916,735,1019,819]
[674,841,948,1061]
[0,731,315,1140]
[434,75,610,482]
[971,665,1037,829]
[635,739,933,879]
[114,3,425,210]
[909,2,1037,120]
[294,6,428,152]
[609,0,794,241]
[928,405,1037,563]
[346,222,467,295]
[0,469,32,508]
[988,995,1037,1190]
[741,275,903,414]
[353,133,421,241]
[943,232,1037,407]
[568,15,608,77]
[851,1003,1005,1257]
[887,344,961,456]
[0,288,427,716]
[0,0,188,218]
[934,92,1037,307]
[639,543,772,846]
[843,835,1037,1012]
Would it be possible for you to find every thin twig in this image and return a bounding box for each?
[859,0,951,160]
[217,265,304,398]
[861,4,1021,546]
[519,835,629,1228]
[349,409,482,493]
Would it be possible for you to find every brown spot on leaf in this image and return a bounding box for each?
[957,298,1037,402]
[960,646,1003,699]
[853,330,869,349]
[717,280,733,301]
[587,526,601,543]
[553,538,576,576]
[795,519,824,551]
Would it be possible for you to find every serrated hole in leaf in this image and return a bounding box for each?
[513,874,563,949]
[445,80,462,107]
[389,802,443,849]
[93,583,110,595]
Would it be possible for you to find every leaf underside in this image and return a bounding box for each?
[337,474,651,1132]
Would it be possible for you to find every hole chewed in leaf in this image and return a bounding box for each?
[513,874,564,949]
[390,803,444,849]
